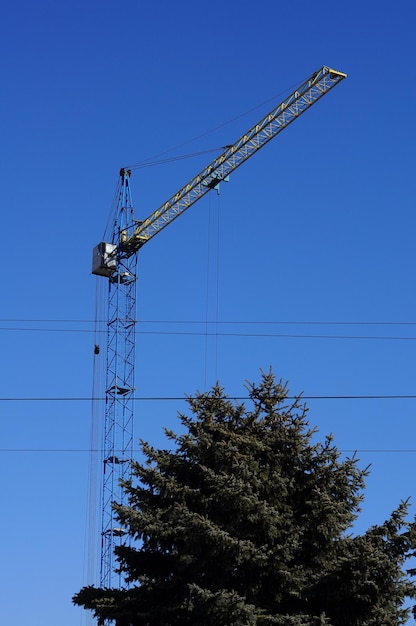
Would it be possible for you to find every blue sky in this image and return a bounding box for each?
[1,0,416,623]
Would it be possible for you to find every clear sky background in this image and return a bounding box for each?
[1,0,416,624]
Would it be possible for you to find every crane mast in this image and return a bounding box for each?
[91,65,346,593]
[92,173,138,589]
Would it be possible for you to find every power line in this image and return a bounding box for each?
[0,318,416,325]
[1,447,416,454]
[0,395,415,401]
[1,318,416,343]
[1,326,416,341]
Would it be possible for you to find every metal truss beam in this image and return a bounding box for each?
[100,172,137,589]
[121,66,346,253]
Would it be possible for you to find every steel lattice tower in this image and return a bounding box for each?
[99,170,137,589]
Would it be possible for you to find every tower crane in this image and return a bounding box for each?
[91,65,346,591]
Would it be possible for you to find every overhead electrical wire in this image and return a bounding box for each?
[1,447,416,454]
[1,317,416,341]
[0,395,415,401]
[1,318,416,325]
[1,326,416,341]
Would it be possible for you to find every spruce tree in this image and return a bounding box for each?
[74,371,416,625]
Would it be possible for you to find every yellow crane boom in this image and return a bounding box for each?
[120,65,346,254]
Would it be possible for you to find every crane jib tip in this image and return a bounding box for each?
[326,67,347,79]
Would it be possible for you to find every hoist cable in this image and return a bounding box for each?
[204,194,212,389]
[83,277,106,597]
[215,192,221,380]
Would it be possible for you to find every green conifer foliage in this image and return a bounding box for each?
[74,371,416,625]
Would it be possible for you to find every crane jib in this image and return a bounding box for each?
[93,65,346,273]
[111,65,346,257]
